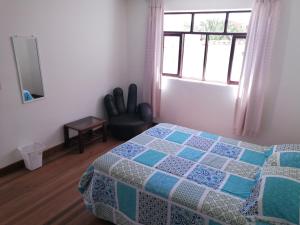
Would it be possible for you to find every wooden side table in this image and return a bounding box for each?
[64,116,107,153]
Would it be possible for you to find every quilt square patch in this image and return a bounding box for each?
[177,147,205,162]
[147,139,182,155]
[170,204,205,225]
[79,165,94,194]
[201,191,246,225]
[91,174,116,208]
[211,143,242,159]
[221,175,255,199]
[280,152,300,168]
[82,181,93,204]
[240,142,269,152]
[175,126,199,134]
[145,127,173,139]
[93,153,121,174]
[171,180,205,210]
[117,182,136,220]
[166,131,191,144]
[209,220,222,225]
[240,150,266,166]
[275,144,300,152]
[112,142,146,159]
[200,154,228,169]
[115,211,136,225]
[262,166,300,181]
[131,134,155,145]
[94,202,114,223]
[187,165,226,189]
[264,153,278,167]
[200,132,219,141]
[186,136,215,151]
[134,149,166,167]
[219,137,239,146]
[138,192,168,225]
[111,160,154,189]
[158,123,175,129]
[156,155,195,177]
[224,160,258,179]
[145,171,179,199]
[263,177,300,225]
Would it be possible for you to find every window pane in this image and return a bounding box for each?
[163,36,180,74]
[164,14,192,32]
[194,13,226,32]
[182,34,205,79]
[205,35,232,83]
[227,12,251,33]
[231,38,246,82]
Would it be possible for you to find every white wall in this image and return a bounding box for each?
[160,78,238,137]
[256,0,300,144]
[1,0,300,168]
[127,0,148,102]
[0,0,129,168]
[128,0,300,145]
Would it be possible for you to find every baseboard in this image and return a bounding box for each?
[0,131,109,176]
[0,160,25,177]
[0,143,66,177]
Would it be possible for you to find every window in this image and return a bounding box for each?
[162,10,251,84]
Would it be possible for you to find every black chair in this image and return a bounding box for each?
[104,84,153,140]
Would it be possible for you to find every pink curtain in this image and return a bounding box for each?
[234,0,280,137]
[143,0,164,119]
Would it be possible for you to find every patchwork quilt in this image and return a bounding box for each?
[79,123,274,225]
[241,166,300,225]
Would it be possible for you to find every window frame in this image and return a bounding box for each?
[162,10,251,85]
[162,34,183,77]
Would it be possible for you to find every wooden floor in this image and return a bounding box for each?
[0,138,123,225]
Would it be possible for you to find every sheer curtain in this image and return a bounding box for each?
[143,0,164,119]
[234,0,280,137]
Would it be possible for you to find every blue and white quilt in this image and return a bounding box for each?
[241,165,300,225]
[79,123,274,225]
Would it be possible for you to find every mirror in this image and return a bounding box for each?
[12,36,45,103]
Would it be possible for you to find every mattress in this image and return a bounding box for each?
[79,123,274,225]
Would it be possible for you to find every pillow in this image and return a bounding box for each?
[265,151,300,169]
[241,166,300,225]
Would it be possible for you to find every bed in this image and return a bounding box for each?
[78,123,276,225]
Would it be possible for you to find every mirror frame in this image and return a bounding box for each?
[11,35,45,104]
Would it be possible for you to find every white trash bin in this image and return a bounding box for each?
[18,143,45,171]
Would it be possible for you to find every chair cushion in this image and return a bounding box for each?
[110,114,146,127]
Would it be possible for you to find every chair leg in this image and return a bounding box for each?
[78,132,84,153]
[103,123,108,142]
[64,126,70,148]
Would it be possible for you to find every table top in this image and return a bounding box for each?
[64,116,106,131]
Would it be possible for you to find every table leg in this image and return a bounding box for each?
[87,130,93,138]
[78,132,84,153]
[64,126,70,148]
[103,123,108,142]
